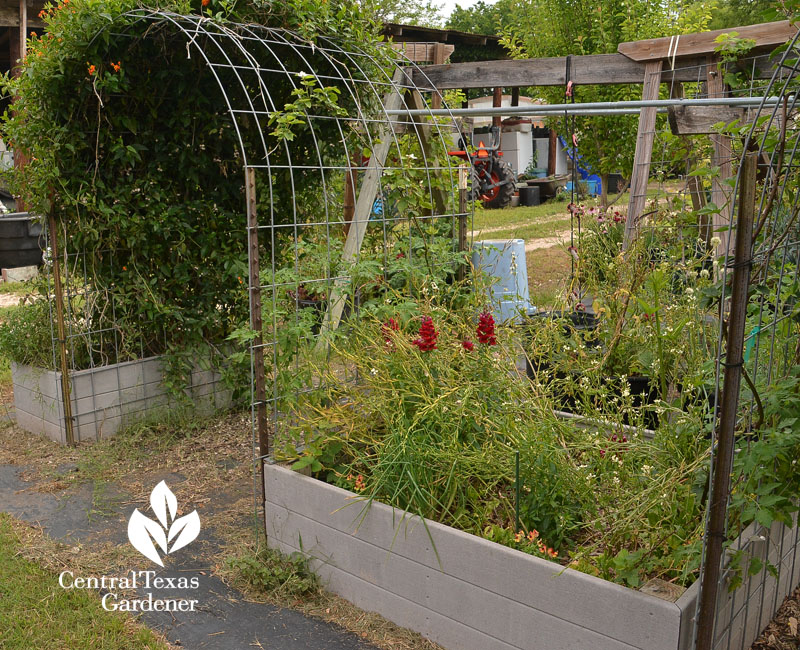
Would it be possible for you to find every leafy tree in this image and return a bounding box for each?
[364,0,443,26]
[447,0,511,35]
[707,0,777,29]
[502,0,717,204]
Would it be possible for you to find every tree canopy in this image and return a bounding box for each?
[497,0,718,196]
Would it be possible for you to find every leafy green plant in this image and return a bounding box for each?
[1,0,387,390]
[226,545,319,598]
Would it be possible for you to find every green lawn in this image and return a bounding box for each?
[0,514,168,650]
[473,217,573,242]
[472,200,572,232]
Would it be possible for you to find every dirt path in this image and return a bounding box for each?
[0,417,379,650]
[0,293,21,308]
[524,231,571,252]
[470,213,571,236]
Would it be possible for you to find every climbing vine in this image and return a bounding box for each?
[1,0,386,385]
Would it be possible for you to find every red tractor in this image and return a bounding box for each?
[448,126,515,209]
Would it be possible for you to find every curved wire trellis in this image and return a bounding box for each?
[44,11,470,523]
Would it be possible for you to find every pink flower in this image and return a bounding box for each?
[412,316,438,352]
[476,311,497,346]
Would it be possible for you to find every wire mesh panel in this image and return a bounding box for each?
[691,32,800,650]
[20,11,467,464]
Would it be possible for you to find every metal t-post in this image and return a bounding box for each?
[695,151,757,650]
[48,210,76,446]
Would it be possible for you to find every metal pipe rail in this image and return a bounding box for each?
[388,95,790,118]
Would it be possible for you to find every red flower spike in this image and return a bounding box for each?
[381,318,400,345]
[412,316,438,352]
[476,311,497,346]
[461,340,474,352]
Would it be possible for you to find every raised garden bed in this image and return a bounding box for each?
[12,356,231,443]
[264,463,800,650]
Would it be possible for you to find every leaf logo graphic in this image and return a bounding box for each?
[127,481,201,566]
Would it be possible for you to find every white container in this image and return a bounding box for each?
[471,239,536,323]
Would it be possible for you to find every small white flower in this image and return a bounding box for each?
[700,269,710,279]
[641,464,652,475]
[370,368,378,376]
[613,476,621,485]
[710,236,722,248]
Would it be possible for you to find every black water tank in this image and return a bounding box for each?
[520,185,540,206]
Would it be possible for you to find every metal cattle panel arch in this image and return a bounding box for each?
[81,9,467,491]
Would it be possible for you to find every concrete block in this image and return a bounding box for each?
[269,503,656,650]
[266,464,680,647]
[267,465,800,650]
[115,360,146,389]
[12,354,231,443]
[12,363,59,399]
[190,369,216,387]
[271,534,520,650]
[190,381,220,399]
[72,366,120,397]
[214,389,233,410]
[141,357,164,385]
[15,409,65,444]
[677,515,800,650]
[2,266,37,282]
[11,384,59,422]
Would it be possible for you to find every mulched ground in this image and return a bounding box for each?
[752,587,800,649]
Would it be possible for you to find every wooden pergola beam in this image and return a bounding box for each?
[409,52,777,90]
[618,20,797,61]
[707,56,734,258]
[667,105,752,135]
[623,60,663,247]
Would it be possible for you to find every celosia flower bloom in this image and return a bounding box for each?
[461,340,474,351]
[476,311,496,346]
[412,316,437,352]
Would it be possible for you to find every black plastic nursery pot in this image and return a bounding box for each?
[0,212,43,269]
[523,311,660,429]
